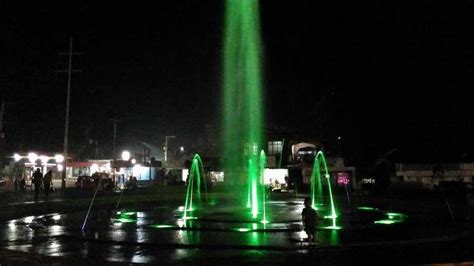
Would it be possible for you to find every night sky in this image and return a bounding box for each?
[1,1,473,166]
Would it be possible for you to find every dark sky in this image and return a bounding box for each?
[1,1,473,165]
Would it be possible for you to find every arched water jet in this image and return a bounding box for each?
[183,154,207,221]
[310,151,339,229]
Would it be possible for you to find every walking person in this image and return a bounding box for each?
[43,170,53,198]
[32,168,43,201]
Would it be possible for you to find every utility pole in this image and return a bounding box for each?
[164,135,175,162]
[57,37,82,190]
[0,97,5,156]
[111,118,120,160]
[111,118,120,183]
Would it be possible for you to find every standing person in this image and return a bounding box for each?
[13,173,19,191]
[32,168,43,200]
[43,170,53,198]
[302,197,319,244]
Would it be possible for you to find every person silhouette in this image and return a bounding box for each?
[302,197,318,244]
[32,168,43,200]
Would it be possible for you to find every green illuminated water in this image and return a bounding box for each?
[183,154,207,220]
[222,0,265,221]
[310,151,338,228]
[259,150,267,223]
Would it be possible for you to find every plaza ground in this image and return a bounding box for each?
[0,184,473,265]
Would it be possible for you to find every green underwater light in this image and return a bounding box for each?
[357,206,378,211]
[235,228,251,232]
[150,225,174,229]
[374,212,408,225]
[321,225,343,230]
[374,220,396,225]
[116,218,136,223]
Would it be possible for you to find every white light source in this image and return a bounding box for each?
[28,153,38,164]
[131,158,137,164]
[55,154,64,163]
[40,155,49,164]
[57,164,64,172]
[90,163,99,174]
[121,151,131,161]
[180,146,184,152]
[14,153,21,162]
[132,164,142,177]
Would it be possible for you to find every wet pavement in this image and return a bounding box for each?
[0,187,473,265]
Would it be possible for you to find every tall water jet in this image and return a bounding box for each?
[183,154,207,221]
[222,0,265,219]
[259,150,268,223]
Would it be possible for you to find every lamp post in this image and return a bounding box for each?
[164,136,175,162]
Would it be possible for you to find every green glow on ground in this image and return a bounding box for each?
[235,228,251,232]
[357,206,378,211]
[374,220,397,225]
[386,212,407,222]
[116,218,136,223]
[150,225,175,229]
[321,226,343,230]
[117,211,137,221]
[386,212,407,218]
[374,212,407,225]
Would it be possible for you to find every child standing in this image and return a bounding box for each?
[302,197,318,243]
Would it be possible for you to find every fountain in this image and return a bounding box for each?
[0,2,429,263]
[310,151,339,229]
[222,0,265,221]
[183,154,207,221]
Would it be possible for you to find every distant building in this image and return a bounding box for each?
[396,163,474,189]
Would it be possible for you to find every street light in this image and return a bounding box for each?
[40,155,49,164]
[14,153,21,162]
[28,153,38,164]
[55,154,64,163]
[122,151,131,161]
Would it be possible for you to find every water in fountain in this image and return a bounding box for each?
[310,151,340,229]
[222,0,266,221]
[183,154,207,221]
